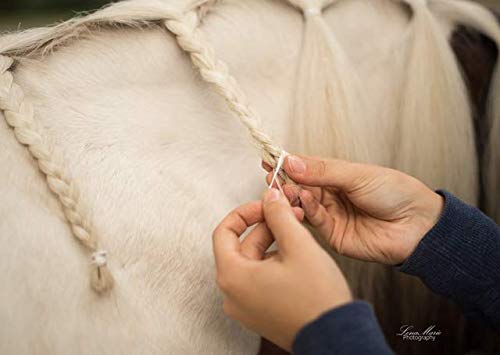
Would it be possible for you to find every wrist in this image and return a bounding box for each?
[419,191,444,238]
[402,191,444,263]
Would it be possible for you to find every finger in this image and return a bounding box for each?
[240,207,304,260]
[265,171,285,189]
[265,172,272,185]
[292,206,305,221]
[240,223,274,260]
[261,161,273,172]
[284,155,371,191]
[268,173,323,205]
[213,201,264,268]
[262,189,312,254]
[300,184,324,202]
[263,250,279,260]
[264,173,301,206]
[266,172,300,206]
[283,184,301,207]
[299,189,335,241]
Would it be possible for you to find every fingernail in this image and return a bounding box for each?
[264,188,281,204]
[288,156,306,174]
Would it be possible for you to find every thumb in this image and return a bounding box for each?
[262,188,312,254]
[284,155,369,190]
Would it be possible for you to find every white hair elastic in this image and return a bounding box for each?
[268,150,288,193]
[91,250,108,267]
[304,7,322,17]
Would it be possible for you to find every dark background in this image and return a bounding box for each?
[0,0,108,30]
[0,0,107,11]
[0,0,498,31]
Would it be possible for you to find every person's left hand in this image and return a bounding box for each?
[212,188,352,351]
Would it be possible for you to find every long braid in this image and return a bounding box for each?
[0,55,114,294]
[164,11,285,170]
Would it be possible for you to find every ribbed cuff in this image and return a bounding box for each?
[292,301,393,355]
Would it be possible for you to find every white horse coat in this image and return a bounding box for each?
[0,0,498,354]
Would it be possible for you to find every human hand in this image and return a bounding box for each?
[264,155,444,265]
[212,189,352,351]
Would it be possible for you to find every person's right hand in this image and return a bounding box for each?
[264,155,444,265]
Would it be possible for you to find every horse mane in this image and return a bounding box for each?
[286,0,371,162]
[0,0,498,297]
[430,0,500,227]
[0,0,285,294]
[0,1,221,56]
[286,0,499,218]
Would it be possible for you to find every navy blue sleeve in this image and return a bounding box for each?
[399,190,500,330]
[292,301,393,355]
[292,190,499,355]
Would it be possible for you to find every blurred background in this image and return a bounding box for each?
[0,0,108,31]
[0,0,498,31]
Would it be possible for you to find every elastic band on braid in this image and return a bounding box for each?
[164,11,288,177]
[0,55,114,294]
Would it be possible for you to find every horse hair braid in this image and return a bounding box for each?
[0,55,114,294]
[164,11,285,170]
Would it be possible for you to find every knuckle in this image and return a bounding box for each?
[265,200,284,215]
[216,273,233,293]
[212,223,228,243]
[212,225,222,240]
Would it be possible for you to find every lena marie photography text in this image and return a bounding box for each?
[396,325,442,342]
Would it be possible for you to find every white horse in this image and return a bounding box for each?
[0,0,498,354]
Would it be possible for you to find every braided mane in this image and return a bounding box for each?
[0,0,285,294]
[0,0,498,297]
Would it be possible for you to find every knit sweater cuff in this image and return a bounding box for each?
[292,301,393,355]
[398,190,500,328]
